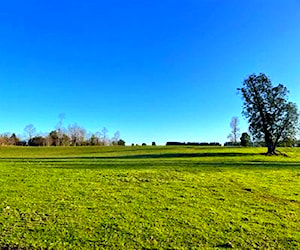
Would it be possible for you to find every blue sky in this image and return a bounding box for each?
[0,0,300,145]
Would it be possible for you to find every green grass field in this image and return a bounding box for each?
[0,146,299,249]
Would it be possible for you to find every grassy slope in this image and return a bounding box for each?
[0,146,299,249]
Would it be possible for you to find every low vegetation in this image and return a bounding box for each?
[0,146,299,249]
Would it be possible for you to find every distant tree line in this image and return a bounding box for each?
[166,142,221,146]
[0,120,125,147]
[224,131,300,147]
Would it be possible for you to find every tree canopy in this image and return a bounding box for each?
[238,73,299,155]
[240,132,251,147]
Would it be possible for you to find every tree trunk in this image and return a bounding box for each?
[266,141,275,155]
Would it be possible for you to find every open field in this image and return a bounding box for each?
[0,146,299,249]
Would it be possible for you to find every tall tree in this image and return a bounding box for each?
[111,131,120,145]
[101,127,109,145]
[228,117,240,143]
[89,133,100,146]
[56,113,66,146]
[9,133,20,145]
[68,123,86,146]
[238,73,299,155]
[24,124,36,141]
[48,130,59,146]
[61,133,71,146]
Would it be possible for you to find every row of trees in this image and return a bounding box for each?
[226,116,300,148]
[166,142,221,146]
[2,73,299,152]
[0,122,125,146]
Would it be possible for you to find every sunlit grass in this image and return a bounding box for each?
[0,146,299,249]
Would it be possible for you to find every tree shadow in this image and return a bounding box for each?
[0,152,259,162]
[1,151,300,171]
[1,152,300,171]
[102,152,259,159]
[34,161,300,171]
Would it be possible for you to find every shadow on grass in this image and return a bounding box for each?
[4,159,300,171]
[62,161,300,170]
[1,152,300,170]
[104,152,260,159]
[0,152,259,161]
[38,162,300,171]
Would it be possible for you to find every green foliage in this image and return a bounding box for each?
[89,134,101,146]
[0,146,299,248]
[278,137,296,147]
[28,136,46,146]
[49,130,59,146]
[117,139,125,146]
[61,133,71,146]
[240,132,251,147]
[239,73,299,154]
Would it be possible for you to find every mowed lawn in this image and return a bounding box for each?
[0,146,299,249]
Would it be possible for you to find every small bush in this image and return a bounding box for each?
[117,139,125,146]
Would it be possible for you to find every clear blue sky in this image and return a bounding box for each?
[0,0,300,145]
